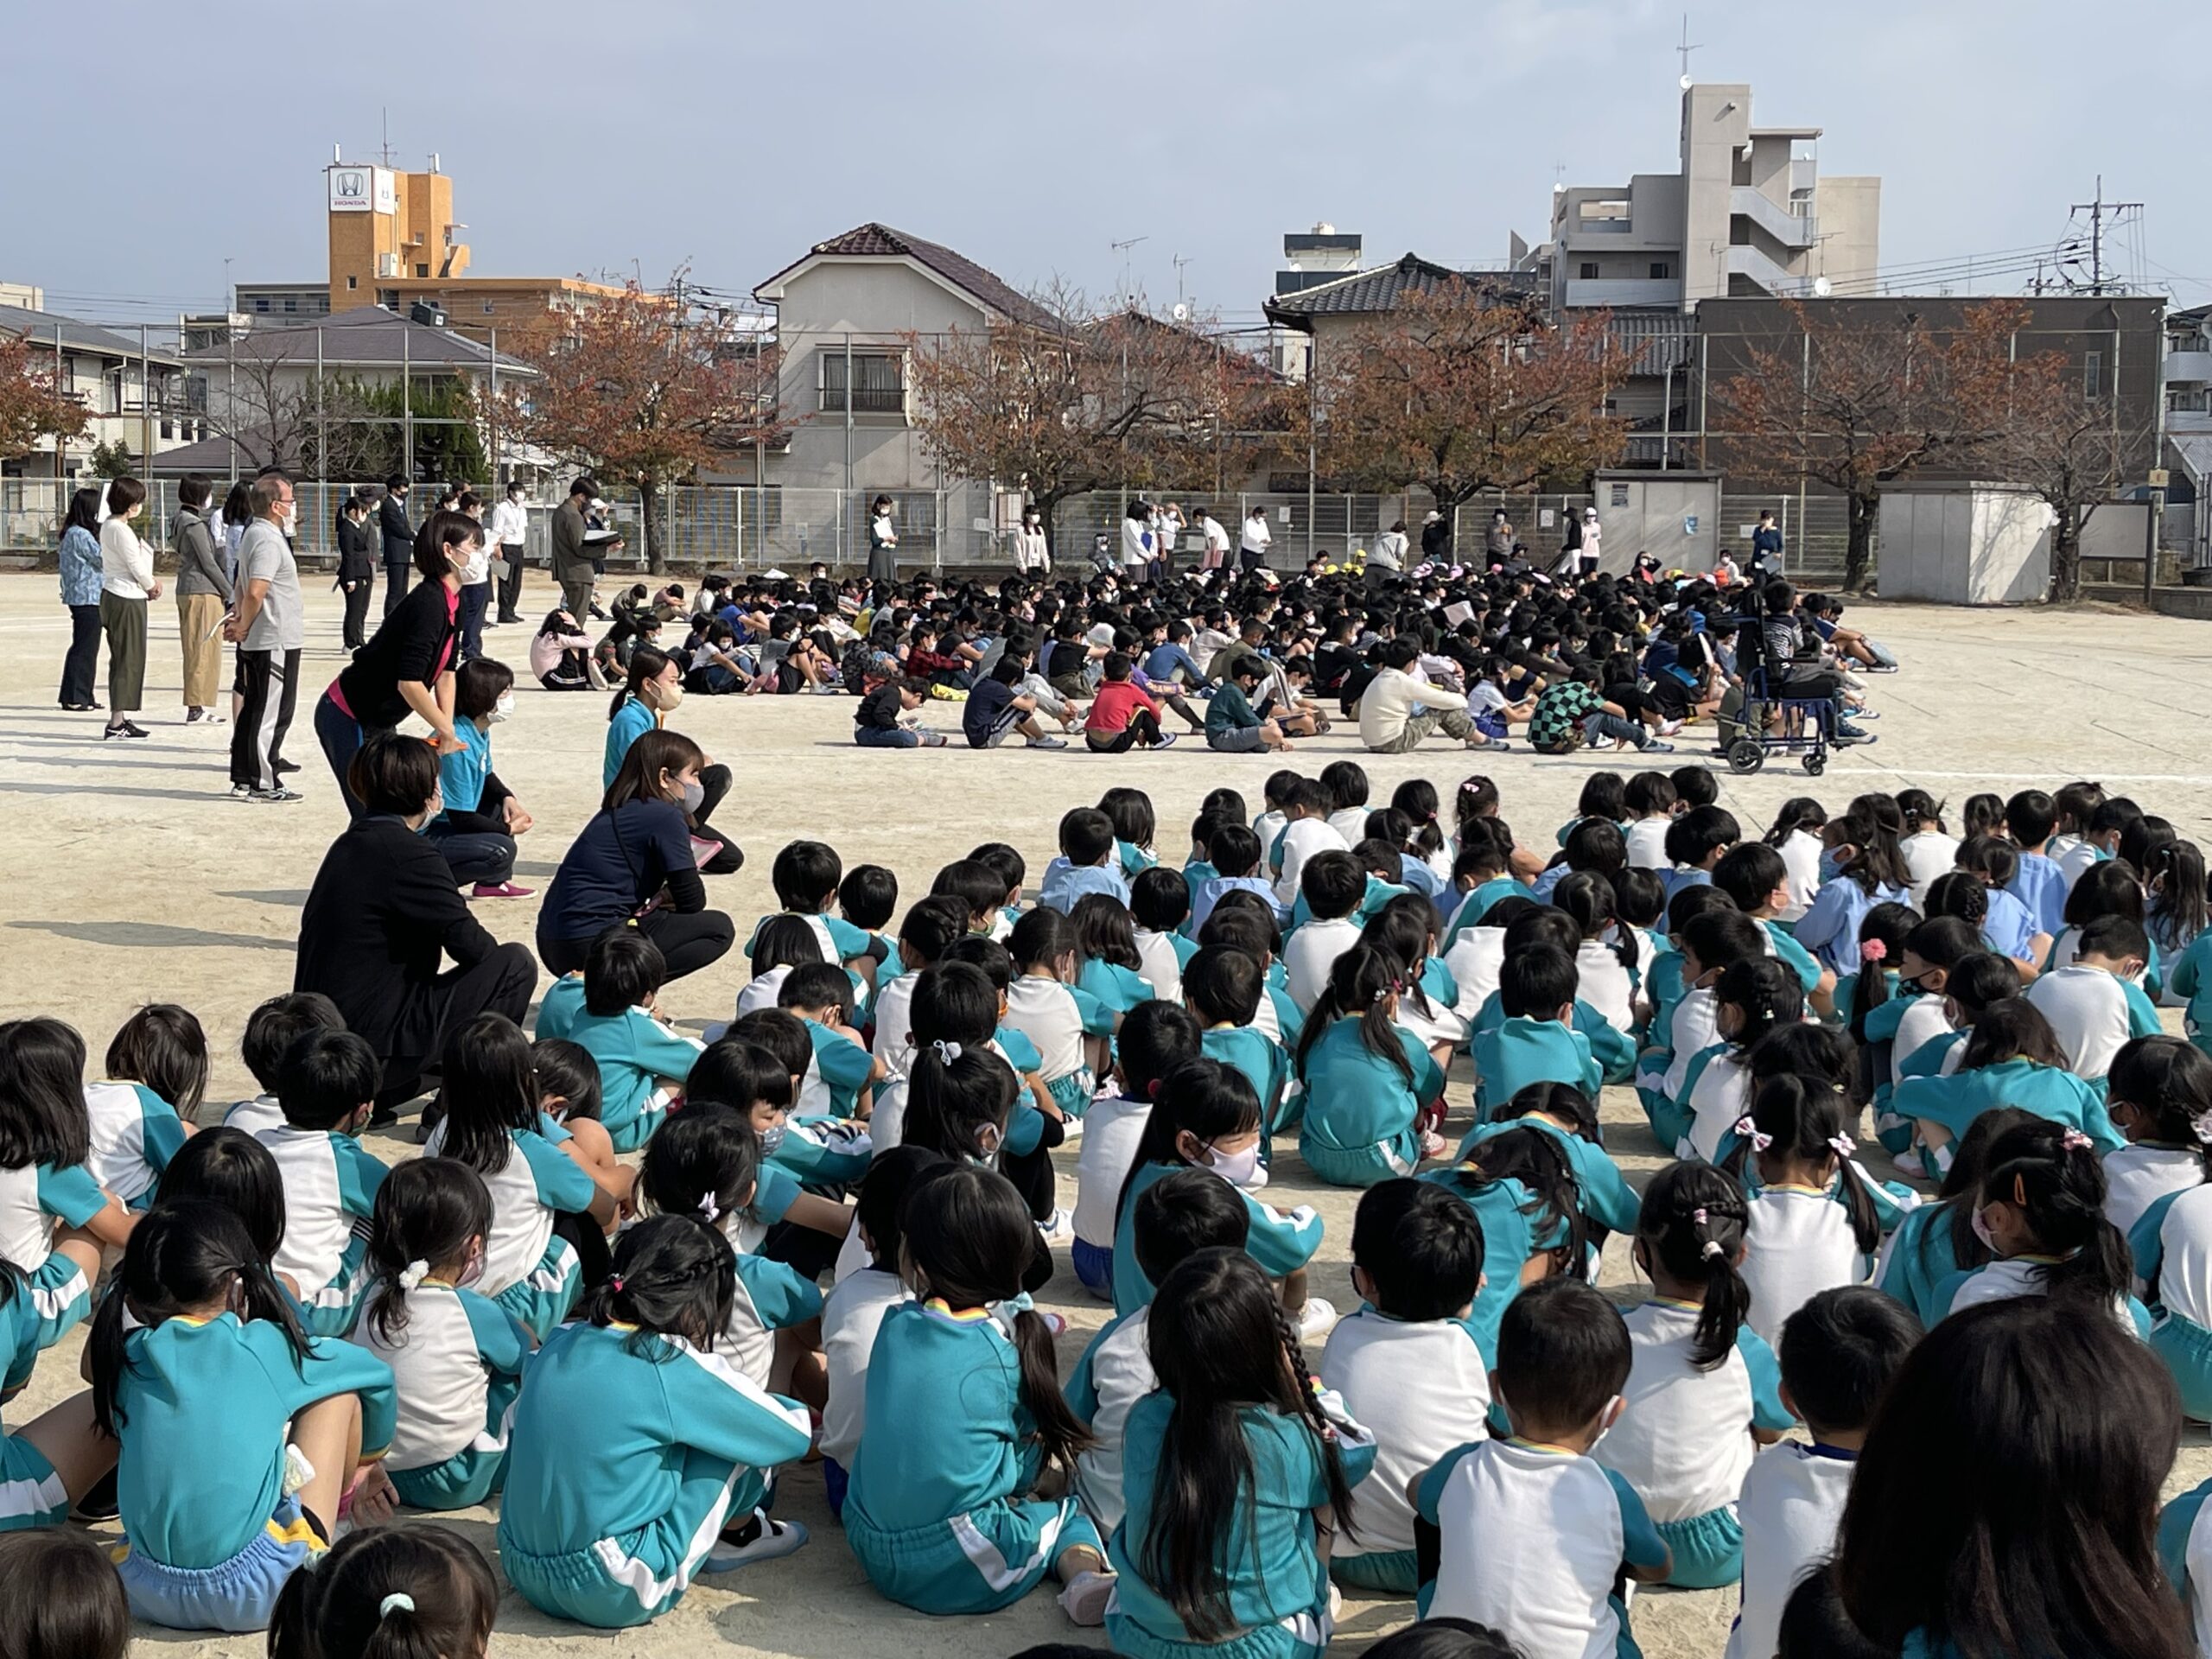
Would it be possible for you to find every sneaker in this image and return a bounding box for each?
[1058,1569,1117,1627]
[703,1513,810,1574]
[1035,1206,1073,1245]
[185,705,203,722]
[1835,725,1876,745]
[1153,732,1179,749]
[918,730,950,747]
[103,722,146,741]
[1892,1147,1932,1180]
[248,788,303,804]
[1657,719,1684,737]
[1864,662,1901,673]
[1026,734,1068,750]
[276,759,300,774]
[1641,739,1675,753]
[228,784,253,800]
[471,880,536,899]
[1467,737,1510,752]
[1296,1297,1339,1344]
[1418,1128,1449,1161]
[1850,709,1880,721]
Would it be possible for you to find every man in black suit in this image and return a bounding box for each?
[378,474,415,617]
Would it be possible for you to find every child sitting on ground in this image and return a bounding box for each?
[257,1027,389,1336]
[1294,944,1448,1186]
[1470,945,1604,1119]
[564,929,706,1153]
[1413,1278,1671,1649]
[1071,1003,1205,1301]
[1320,1179,1491,1595]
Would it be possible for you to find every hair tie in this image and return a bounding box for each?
[2192,1110,2212,1148]
[378,1594,415,1619]
[1732,1116,1773,1153]
[1145,1077,1164,1100]
[2061,1128,2093,1153]
[698,1194,721,1224]
[931,1039,963,1065]
[397,1260,429,1292]
[1828,1132,1857,1159]
[1691,1206,1709,1227]
[609,1274,626,1294]
[1860,938,1888,963]
[1700,1239,1726,1261]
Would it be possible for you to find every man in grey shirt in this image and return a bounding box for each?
[225,474,307,802]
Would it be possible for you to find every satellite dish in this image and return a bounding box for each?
[1553,181,1567,195]
[1812,276,1834,298]
[1680,73,1694,90]
[1172,302,1190,322]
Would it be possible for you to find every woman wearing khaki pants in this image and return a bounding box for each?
[172,473,232,723]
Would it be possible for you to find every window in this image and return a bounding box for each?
[346,275,358,291]
[483,302,496,315]
[377,289,399,308]
[283,298,296,314]
[416,263,429,278]
[1579,262,1599,281]
[252,297,270,314]
[1649,261,1671,280]
[2084,351,2102,398]
[819,350,905,414]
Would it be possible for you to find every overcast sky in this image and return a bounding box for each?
[15,0,2202,329]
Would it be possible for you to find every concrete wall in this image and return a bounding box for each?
[1813,177,1881,292]
[767,259,989,493]
[1681,85,1752,306]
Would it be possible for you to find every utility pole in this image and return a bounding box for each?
[1111,237,1147,306]
[2067,176,2144,295]
[1173,253,1192,312]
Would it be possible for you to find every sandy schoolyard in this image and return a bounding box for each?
[1,571,2208,1657]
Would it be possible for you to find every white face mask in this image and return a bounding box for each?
[489,692,515,723]
[679,779,705,815]
[1203,1140,1263,1190]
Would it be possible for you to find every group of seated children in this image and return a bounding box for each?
[3,763,2209,1657]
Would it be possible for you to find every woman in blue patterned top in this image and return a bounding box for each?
[56,487,104,712]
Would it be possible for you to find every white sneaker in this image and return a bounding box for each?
[1036,1206,1073,1245]
[1058,1568,1117,1626]
[703,1514,809,1573]
[1296,1297,1339,1344]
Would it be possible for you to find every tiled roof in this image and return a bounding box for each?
[181,307,532,371]
[754,223,1060,329]
[0,304,185,365]
[1263,254,1541,324]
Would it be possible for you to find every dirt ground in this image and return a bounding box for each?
[2,571,2209,1658]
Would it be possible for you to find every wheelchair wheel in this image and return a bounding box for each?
[1726,738,1766,775]
[1802,752,1827,777]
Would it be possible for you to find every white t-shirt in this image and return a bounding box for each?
[1445,929,1508,1020]
[1320,1312,1490,1560]
[1901,831,1961,910]
[1663,988,1719,1099]
[1240,515,1273,556]
[1625,816,1672,872]
[1285,917,1363,1014]
[1575,938,1637,1034]
[1594,1300,1759,1521]
[1890,998,1955,1093]
[2105,1146,2205,1241]
[1274,817,1349,907]
[1201,517,1232,565]
[1724,1443,1856,1659]
[1133,929,1185,1007]
[1741,1185,1871,1347]
[2151,1185,2212,1330]
[1071,1307,1154,1535]
[1072,1095,1152,1249]
[819,1266,907,1468]
[2023,963,2135,1079]
[870,971,920,1080]
[1777,829,1825,923]
[1947,1255,2140,1336]
[1325,806,1370,845]
[354,1285,515,1471]
[1682,1048,1750,1164]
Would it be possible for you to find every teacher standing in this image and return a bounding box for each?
[98,476,157,741]
[537,728,735,982]
[172,473,232,725]
[296,730,536,1117]
[56,486,104,712]
[312,509,476,814]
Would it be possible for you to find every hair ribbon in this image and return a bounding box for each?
[698,1194,721,1224]
[2061,1128,2093,1153]
[397,1260,429,1292]
[1828,1132,1857,1159]
[1732,1116,1773,1153]
[931,1039,963,1064]
[1860,938,1888,963]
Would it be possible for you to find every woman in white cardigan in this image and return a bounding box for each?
[98,476,159,740]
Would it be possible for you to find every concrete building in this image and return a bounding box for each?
[0,303,196,478]
[1271,226,1363,379]
[1513,81,1880,315]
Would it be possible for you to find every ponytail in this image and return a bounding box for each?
[1847,900,1920,1047]
[364,1159,493,1346]
[1468,1125,1590,1278]
[1982,1120,2132,1306]
[269,1522,500,1659]
[609,644,672,724]
[1636,1163,1750,1369]
[1294,944,1414,1087]
[1556,871,1637,978]
[1728,1074,1882,1255]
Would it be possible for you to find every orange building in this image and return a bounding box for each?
[322,158,626,341]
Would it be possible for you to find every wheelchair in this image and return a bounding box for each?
[1708,604,1836,777]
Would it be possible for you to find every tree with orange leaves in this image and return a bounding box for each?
[0,330,89,467]
[1310,285,1625,534]
[1712,300,2024,591]
[500,274,785,571]
[906,282,1293,558]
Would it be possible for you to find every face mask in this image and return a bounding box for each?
[1204,1140,1263,1190]
[1970,1206,1998,1250]
[1817,848,1846,882]
[653,680,683,712]
[280,501,297,531]
[454,1244,486,1291]
[759,1122,788,1156]
[679,779,705,815]
[422,787,444,824]
[489,692,515,723]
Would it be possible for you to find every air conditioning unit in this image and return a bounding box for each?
[410,302,448,327]
[377,255,398,277]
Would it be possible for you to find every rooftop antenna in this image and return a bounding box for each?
[1676,14,1702,83]
[1111,235,1147,303]
[2067,175,2144,295]
[379,108,393,167]
[1173,252,1193,311]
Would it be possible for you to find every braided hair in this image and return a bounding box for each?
[1635,1162,1751,1369]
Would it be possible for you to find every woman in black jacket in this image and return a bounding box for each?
[311,508,475,815]
[334,490,378,650]
[536,727,735,982]
[294,731,536,1116]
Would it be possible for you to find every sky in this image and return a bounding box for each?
[12,0,2205,332]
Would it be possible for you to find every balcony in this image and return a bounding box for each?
[1563,278,1683,309]
[1730,187,1819,250]
[818,385,906,415]
[2165,350,2212,387]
